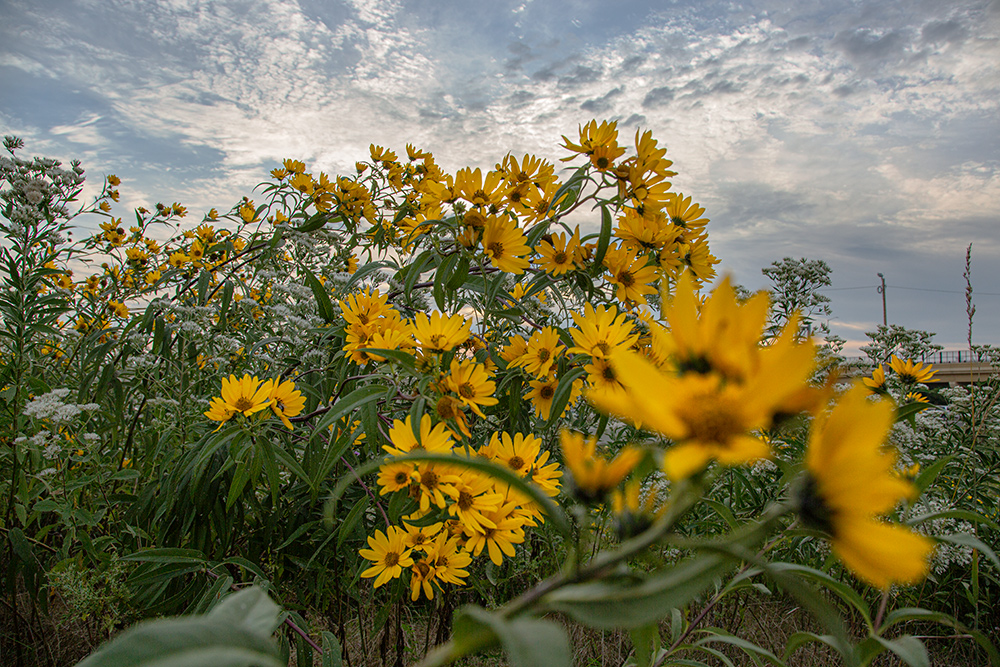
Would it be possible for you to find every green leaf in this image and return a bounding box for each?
[542,554,733,629]
[783,632,843,662]
[401,250,435,300]
[126,562,205,588]
[549,164,587,214]
[196,269,211,306]
[227,460,253,510]
[218,280,235,327]
[912,453,955,494]
[454,607,571,667]
[301,266,335,323]
[191,575,234,614]
[356,348,418,371]
[761,563,857,666]
[434,253,459,310]
[320,631,344,667]
[879,607,958,632]
[209,586,283,636]
[270,444,310,485]
[447,255,470,290]
[693,630,784,666]
[76,588,283,667]
[766,562,871,628]
[546,366,586,426]
[122,548,207,565]
[295,211,338,233]
[345,260,393,292]
[594,205,612,267]
[326,452,570,537]
[873,636,929,667]
[314,385,386,435]
[908,509,1000,534]
[335,496,368,548]
[628,623,662,667]
[525,221,551,248]
[894,401,929,424]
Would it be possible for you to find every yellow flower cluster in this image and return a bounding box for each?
[863,355,938,404]
[204,374,305,430]
[361,415,562,600]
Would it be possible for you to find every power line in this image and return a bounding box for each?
[887,285,1000,296]
[818,285,1000,296]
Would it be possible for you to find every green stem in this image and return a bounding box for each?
[416,474,715,667]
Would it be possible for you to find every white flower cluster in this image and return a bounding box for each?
[911,495,975,575]
[14,432,65,459]
[0,142,86,230]
[24,388,99,424]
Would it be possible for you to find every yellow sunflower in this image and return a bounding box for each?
[384,414,455,457]
[444,470,504,534]
[359,526,414,588]
[445,359,498,418]
[204,374,273,425]
[863,366,887,394]
[481,216,531,274]
[513,326,565,379]
[462,501,527,566]
[488,431,542,478]
[603,244,659,305]
[536,230,580,276]
[568,303,639,359]
[888,356,937,384]
[411,311,471,353]
[266,378,305,430]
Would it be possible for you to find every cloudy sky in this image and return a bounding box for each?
[3,0,998,354]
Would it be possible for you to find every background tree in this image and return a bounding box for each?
[761,257,842,355]
[861,323,943,366]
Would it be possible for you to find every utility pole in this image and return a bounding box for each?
[877,272,887,326]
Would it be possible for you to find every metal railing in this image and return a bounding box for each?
[841,350,997,365]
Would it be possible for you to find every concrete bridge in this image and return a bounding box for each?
[842,350,999,387]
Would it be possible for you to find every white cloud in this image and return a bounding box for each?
[4,0,999,346]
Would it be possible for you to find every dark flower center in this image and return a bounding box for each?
[421,469,439,488]
[458,491,474,510]
[796,475,836,535]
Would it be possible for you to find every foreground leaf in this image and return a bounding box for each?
[76,587,283,667]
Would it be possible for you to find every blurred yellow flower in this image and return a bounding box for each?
[560,430,642,502]
[801,385,933,589]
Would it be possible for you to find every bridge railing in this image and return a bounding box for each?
[842,349,998,366]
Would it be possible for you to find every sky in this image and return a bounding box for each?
[2,0,999,355]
